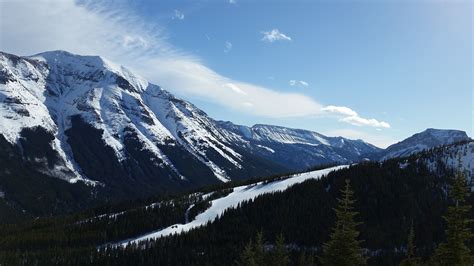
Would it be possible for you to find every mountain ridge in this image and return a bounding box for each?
[0,50,380,187]
[0,50,471,212]
[379,128,470,160]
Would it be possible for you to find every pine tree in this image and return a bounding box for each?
[254,232,265,266]
[297,251,307,266]
[236,240,257,266]
[271,233,289,266]
[433,162,473,266]
[306,252,315,266]
[399,223,420,266]
[320,179,366,266]
[297,251,315,266]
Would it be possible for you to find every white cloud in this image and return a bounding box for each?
[322,105,358,117]
[172,9,184,20]
[299,81,309,87]
[341,116,391,128]
[0,0,389,126]
[261,29,292,42]
[289,80,309,88]
[224,83,247,95]
[228,0,237,4]
[322,105,390,129]
[224,41,232,53]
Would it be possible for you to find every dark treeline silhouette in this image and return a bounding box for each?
[0,146,472,265]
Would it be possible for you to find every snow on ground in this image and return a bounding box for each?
[114,165,348,247]
[257,144,275,153]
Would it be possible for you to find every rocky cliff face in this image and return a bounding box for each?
[379,128,470,160]
[0,50,379,196]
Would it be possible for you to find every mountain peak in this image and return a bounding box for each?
[31,50,106,67]
[380,128,470,160]
[422,128,468,137]
[28,50,149,94]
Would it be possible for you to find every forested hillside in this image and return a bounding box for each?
[1,142,472,265]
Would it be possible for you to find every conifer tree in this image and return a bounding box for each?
[297,251,307,266]
[297,251,315,266]
[236,240,257,266]
[254,232,265,266]
[400,223,420,266]
[306,252,315,266]
[433,162,473,266]
[271,233,289,266]
[320,179,366,266]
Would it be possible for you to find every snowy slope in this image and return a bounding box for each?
[0,51,253,185]
[1,51,184,184]
[218,121,381,169]
[422,141,474,181]
[380,128,470,161]
[0,50,380,189]
[114,165,348,247]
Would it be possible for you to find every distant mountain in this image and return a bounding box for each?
[415,140,473,181]
[378,128,471,160]
[219,122,381,170]
[1,50,471,219]
[4,140,472,265]
[0,50,380,205]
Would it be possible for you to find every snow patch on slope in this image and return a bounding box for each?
[115,165,348,247]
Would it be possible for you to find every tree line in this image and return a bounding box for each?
[235,161,473,265]
[0,151,472,265]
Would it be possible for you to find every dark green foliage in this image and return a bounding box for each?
[433,163,473,265]
[236,233,289,266]
[0,151,471,265]
[270,234,289,266]
[399,223,421,266]
[320,179,366,266]
[254,232,266,266]
[236,240,258,266]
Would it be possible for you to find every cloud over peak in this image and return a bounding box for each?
[0,0,390,129]
[322,105,391,129]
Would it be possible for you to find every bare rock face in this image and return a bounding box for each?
[0,50,382,192]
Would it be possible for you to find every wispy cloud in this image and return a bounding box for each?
[322,105,390,129]
[289,80,309,88]
[261,29,292,42]
[224,41,232,53]
[341,116,391,128]
[0,0,389,127]
[224,83,247,95]
[172,9,184,20]
[228,0,237,4]
[322,106,358,117]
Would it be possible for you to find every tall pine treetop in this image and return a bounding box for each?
[320,179,366,266]
[433,157,473,266]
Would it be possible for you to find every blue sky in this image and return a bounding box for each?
[1,0,472,147]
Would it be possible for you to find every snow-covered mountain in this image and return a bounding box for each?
[0,50,380,196]
[419,141,474,181]
[379,128,471,161]
[219,122,381,170]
